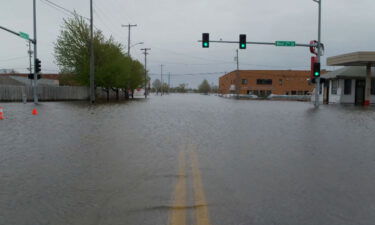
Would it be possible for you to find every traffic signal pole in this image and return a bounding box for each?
[33,0,38,104]
[236,49,240,99]
[313,0,322,107]
[199,39,315,48]
[89,0,95,103]
[200,34,322,106]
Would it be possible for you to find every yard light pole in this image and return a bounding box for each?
[313,0,322,107]
[130,42,144,49]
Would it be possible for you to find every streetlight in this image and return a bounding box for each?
[130,42,144,49]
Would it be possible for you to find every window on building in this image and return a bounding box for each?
[286,91,289,95]
[266,90,272,96]
[291,91,297,95]
[371,79,375,95]
[332,80,338,95]
[242,79,248,85]
[279,79,283,86]
[297,91,303,95]
[259,90,265,96]
[257,79,272,85]
[304,91,309,95]
[344,79,352,95]
[253,90,259,96]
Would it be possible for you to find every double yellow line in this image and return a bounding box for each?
[169,145,212,225]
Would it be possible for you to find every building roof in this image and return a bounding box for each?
[0,73,60,80]
[322,66,375,79]
[0,74,60,87]
[0,76,26,86]
[327,51,375,66]
[220,70,313,78]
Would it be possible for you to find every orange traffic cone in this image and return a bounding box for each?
[32,108,38,116]
[0,107,4,120]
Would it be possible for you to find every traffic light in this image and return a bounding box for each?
[202,33,209,48]
[28,73,41,80]
[35,58,41,73]
[239,34,246,49]
[313,62,320,77]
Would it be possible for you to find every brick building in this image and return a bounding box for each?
[219,70,315,96]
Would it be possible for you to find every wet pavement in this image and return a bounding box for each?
[1,94,375,225]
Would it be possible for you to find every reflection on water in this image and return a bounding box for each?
[1,95,375,225]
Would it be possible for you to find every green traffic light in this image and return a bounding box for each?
[314,72,320,76]
[241,44,246,48]
[203,42,208,47]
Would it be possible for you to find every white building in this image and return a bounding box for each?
[313,52,375,105]
[317,66,375,105]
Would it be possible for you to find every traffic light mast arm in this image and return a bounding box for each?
[0,25,35,44]
[198,40,318,48]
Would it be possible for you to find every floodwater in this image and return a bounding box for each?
[1,94,375,225]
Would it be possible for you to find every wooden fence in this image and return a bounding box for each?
[0,85,89,102]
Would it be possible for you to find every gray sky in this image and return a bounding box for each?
[1,0,374,88]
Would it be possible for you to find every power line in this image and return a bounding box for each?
[39,0,71,17]
[148,61,234,66]
[149,71,226,76]
[92,2,125,40]
[150,46,234,64]
[0,56,28,62]
[39,0,89,20]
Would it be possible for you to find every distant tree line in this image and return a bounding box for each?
[55,14,147,100]
[151,79,218,94]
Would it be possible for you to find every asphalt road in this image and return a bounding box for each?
[1,94,375,225]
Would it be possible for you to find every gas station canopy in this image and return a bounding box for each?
[327,51,375,66]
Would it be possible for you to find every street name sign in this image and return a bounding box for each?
[19,32,30,40]
[275,41,296,47]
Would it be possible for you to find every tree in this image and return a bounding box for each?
[152,79,161,94]
[175,83,187,93]
[128,60,145,98]
[54,14,145,101]
[211,85,219,93]
[54,14,104,86]
[198,79,211,94]
[162,83,169,94]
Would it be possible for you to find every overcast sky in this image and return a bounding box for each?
[1,0,374,88]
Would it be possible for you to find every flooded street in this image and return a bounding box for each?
[1,94,375,225]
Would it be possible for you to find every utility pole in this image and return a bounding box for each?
[168,73,171,94]
[141,48,151,98]
[235,49,240,99]
[160,65,164,96]
[121,24,137,57]
[32,0,38,104]
[89,0,95,103]
[313,0,322,107]
[27,41,33,86]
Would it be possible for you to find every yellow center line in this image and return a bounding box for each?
[190,147,212,225]
[169,150,187,225]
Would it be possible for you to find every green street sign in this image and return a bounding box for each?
[275,41,296,47]
[19,32,30,40]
